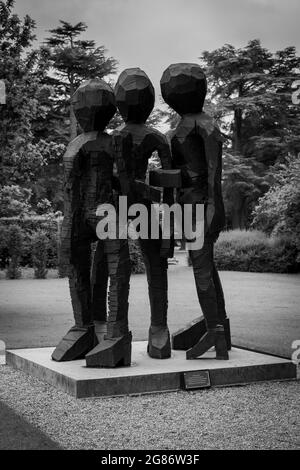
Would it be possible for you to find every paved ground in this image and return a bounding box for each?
[0,253,299,357]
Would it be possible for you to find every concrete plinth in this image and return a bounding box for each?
[6,343,296,398]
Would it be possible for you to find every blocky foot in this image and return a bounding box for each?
[172,316,206,351]
[85,332,132,367]
[186,325,229,360]
[172,316,231,351]
[94,321,107,343]
[52,325,96,362]
[147,326,171,359]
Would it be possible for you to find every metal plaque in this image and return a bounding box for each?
[184,370,211,389]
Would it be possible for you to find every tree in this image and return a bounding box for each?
[199,39,300,228]
[200,40,275,153]
[222,152,268,229]
[0,0,65,214]
[0,0,36,183]
[43,21,118,139]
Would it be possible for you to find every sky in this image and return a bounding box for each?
[14,0,300,101]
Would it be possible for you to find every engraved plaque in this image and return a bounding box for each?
[184,370,211,389]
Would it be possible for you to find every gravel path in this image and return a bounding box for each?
[0,400,61,450]
[0,365,299,450]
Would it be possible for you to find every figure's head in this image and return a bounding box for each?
[114,68,155,123]
[72,79,116,132]
[160,63,207,115]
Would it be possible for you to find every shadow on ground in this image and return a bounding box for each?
[0,401,61,450]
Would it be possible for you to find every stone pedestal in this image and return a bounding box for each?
[6,343,296,398]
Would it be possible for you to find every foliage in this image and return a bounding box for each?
[187,229,299,272]
[0,216,147,275]
[43,20,118,139]
[200,40,300,157]
[0,0,65,213]
[0,216,59,269]
[215,230,299,273]
[197,40,300,229]
[128,239,145,274]
[1,223,24,278]
[222,152,268,229]
[0,185,33,217]
[31,229,49,278]
[252,155,300,260]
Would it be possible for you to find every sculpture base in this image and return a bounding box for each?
[6,343,297,398]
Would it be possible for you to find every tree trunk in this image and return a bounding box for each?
[233,82,244,152]
[233,108,242,152]
[231,196,247,230]
[70,105,77,140]
[69,82,77,141]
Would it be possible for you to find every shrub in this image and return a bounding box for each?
[214,230,299,273]
[4,224,24,279]
[0,224,9,269]
[252,154,300,261]
[0,185,32,217]
[31,230,49,279]
[129,239,146,274]
[186,230,299,273]
[0,216,60,269]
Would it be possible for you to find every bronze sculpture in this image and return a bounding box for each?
[160,63,231,360]
[52,64,231,367]
[52,79,132,367]
[114,68,173,359]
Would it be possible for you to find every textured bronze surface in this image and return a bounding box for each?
[114,68,173,359]
[161,63,231,359]
[53,79,132,367]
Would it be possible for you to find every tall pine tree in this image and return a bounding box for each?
[43,21,118,139]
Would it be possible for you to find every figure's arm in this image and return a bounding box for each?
[63,131,97,180]
[112,131,132,198]
[60,132,97,271]
[195,117,224,234]
[148,129,176,258]
[151,129,172,170]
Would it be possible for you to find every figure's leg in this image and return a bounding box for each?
[185,236,228,360]
[91,241,108,342]
[172,244,231,351]
[139,238,171,359]
[85,239,132,367]
[52,236,96,362]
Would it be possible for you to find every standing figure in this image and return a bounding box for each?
[114,68,173,359]
[52,79,132,368]
[160,63,231,360]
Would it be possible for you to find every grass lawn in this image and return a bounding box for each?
[0,252,299,358]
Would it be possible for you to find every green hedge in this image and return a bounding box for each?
[0,216,146,276]
[187,230,299,273]
[2,221,298,276]
[0,216,60,270]
[214,230,299,273]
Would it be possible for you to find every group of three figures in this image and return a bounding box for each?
[52,63,231,368]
